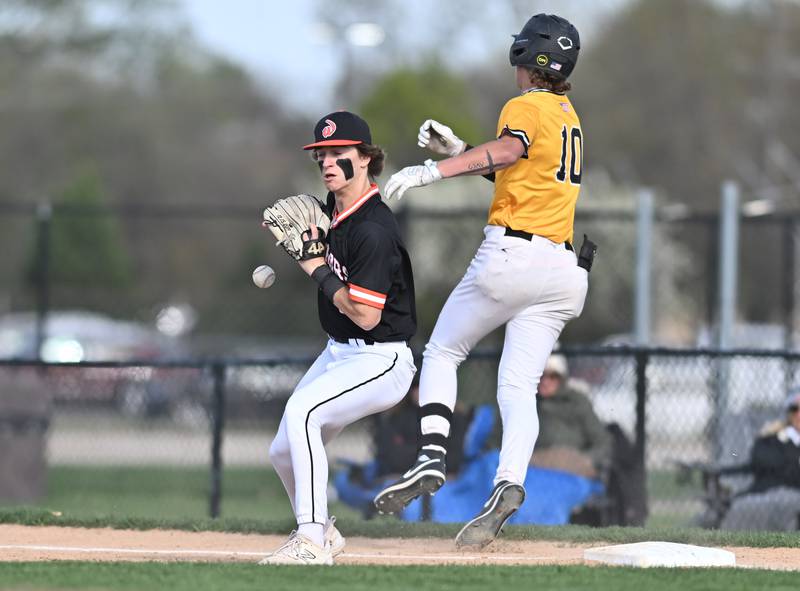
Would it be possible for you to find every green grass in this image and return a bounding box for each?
[13,465,360,522]
[649,468,704,502]
[2,466,800,548]
[0,562,795,591]
[1,466,799,591]
[3,506,800,548]
[18,465,700,523]
[645,468,705,528]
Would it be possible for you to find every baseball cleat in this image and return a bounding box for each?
[324,516,346,557]
[258,532,333,566]
[455,481,525,549]
[373,453,446,515]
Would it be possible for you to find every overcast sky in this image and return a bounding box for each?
[180,0,326,111]
[178,0,630,114]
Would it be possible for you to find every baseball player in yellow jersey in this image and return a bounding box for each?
[375,14,594,548]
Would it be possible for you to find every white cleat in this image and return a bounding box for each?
[324,516,346,558]
[258,533,333,566]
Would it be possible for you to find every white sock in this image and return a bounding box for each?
[421,415,451,438]
[297,523,325,548]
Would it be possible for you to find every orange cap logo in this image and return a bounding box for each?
[321,119,337,138]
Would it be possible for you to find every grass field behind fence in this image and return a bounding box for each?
[2,466,799,590]
[16,465,705,524]
[38,465,318,521]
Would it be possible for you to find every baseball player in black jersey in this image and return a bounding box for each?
[259,111,417,566]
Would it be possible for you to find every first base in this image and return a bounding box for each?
[584,541,736,568]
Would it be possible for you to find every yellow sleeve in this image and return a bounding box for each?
[496,97,540,158]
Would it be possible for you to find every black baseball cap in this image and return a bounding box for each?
[303,111,372,150]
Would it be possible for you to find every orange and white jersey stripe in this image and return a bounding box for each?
[330,184,380,229]
[348,282,387,310]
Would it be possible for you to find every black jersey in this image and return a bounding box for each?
[318,184,416,342]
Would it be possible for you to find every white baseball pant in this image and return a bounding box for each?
[269,338,416,525]
[419,224,588,486]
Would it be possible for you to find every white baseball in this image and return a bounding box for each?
[252,264,276,289]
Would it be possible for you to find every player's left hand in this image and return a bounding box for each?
[418,119,466,157]
[298,225,327,275]
[262,193,329,261]
[384,159,443,200]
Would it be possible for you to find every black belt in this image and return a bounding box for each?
[332,336,375,345]
[504,227,573,251]
[331,336,410,346]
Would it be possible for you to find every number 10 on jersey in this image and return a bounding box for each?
[556,125,582,185]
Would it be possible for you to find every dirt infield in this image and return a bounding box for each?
[0,525,798,569]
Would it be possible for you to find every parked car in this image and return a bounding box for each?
[0,310,205,421]
[221,340,315,421]
[0,310,174,362]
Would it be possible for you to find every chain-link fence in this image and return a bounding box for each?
[2,347,798,529]
[1,199,799,529]
[1,202,798,353]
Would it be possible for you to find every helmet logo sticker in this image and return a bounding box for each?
[321,119,337,138]
[536,54,549,66]
[557,36,573,50]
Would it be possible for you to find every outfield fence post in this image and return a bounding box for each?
[421,495,432,521]
[634,350,648,479]
[34,202,52,362]
[209,362,227,518]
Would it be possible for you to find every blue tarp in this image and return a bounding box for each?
[333,403,605,525]
[334,450,604,525]
[400,450,604,525]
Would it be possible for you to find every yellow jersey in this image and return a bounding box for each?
[487,90,583,244]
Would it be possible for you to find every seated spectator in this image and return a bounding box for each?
[389,355,647,527]
[372,380,470,478]
[401,354,612,526]
[531,354,612,480]
[719,389,800,531]
[372,384,419,477]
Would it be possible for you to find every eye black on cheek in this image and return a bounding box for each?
[336,158,354,180]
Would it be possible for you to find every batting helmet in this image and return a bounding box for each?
[509,14,580,80]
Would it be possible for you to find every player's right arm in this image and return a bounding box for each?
[337,222,398,332]
[305,258,381,331]
[417,119,499,182]
[331,290,381,331]
[300,227,382,331]
[436,97,534,178]
[308,265,381,330]
[385,99,535,200]
[435,135,525,179]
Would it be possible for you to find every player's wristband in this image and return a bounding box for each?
[311,265,346,302]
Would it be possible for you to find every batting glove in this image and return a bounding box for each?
[384,159,443,200]
[418,119,466,157]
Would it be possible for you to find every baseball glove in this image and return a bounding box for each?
[262,194,330,260]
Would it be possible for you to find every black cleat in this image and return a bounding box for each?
[373,454,446,515]
[455,481,525,549]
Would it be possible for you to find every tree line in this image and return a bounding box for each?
[1,0,797,346]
